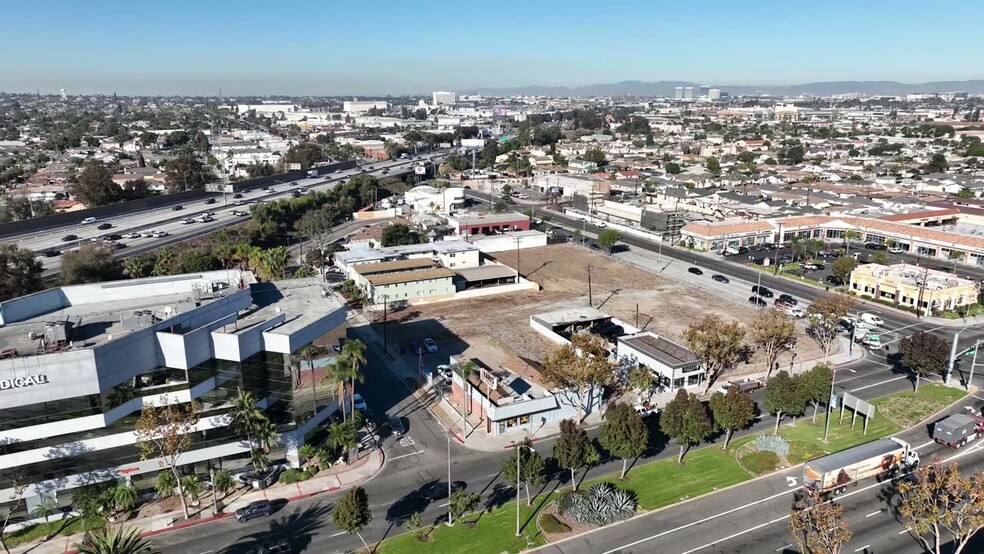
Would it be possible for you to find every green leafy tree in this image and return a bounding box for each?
[781,145,805,165]
[332,486,372,552]
[501,438,546,505]
[381,223,414,247]
[660,389,713,462]
[71,161,121,207]
[583,149,607,166]
[30,496,58,523]
[871,250,890,265]
[800,363,833,422]
[112,483,139,515]
[152,245,175,276]
[763,370,807,432]
[956,187,975,199]
[553,419,598,490]
[897,461,984,554]
[831,256,857,284]
[164,154,215,192]
[177,250,222,273]
[296,206,339,256]
[212,470,234,498]
[749,308,796,379]
[600,402,649,477]
[541,333,613,422]
[709,387,755,450]
[328,420,359,453]
[627,365,657,403]
[737,151,758,164]
[706,156,721,175]
[0,244,43,302]
[664,161,682,174]
[925,152,948,173]
[681,314,747,391]
[61,245,122,285]
[806,293,856,360]
[899,332,949,392]
[283,143,325,170]
[181,475,202,504]
[134,397,202,519]
[596,229,621,253]
[191,130,210,153]
[74,526,152,554]
[155,470,176,499]
[448,488,481,525]
[492,200,507,213]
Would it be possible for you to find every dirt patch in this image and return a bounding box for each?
[378,243,829,381]
[538,502,598,543]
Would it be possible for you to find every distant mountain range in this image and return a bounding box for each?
[465,79,984,97]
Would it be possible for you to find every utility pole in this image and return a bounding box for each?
[514,237,522,279]
[772,222,783,276]
[946,327,967,385]
[823,367,838,442]
[382,295,388,354]
[968,339,981,391]
[915,264,930,318]
[587,265,593,307]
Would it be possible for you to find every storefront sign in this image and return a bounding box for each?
[0,375,49,390]
[119,467,140,475]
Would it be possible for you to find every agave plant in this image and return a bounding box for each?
[755,434,790,457]
[562,482,637,526]
[74,525,152,554]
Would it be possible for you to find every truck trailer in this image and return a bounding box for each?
[803,437,919,495]
[933,413,984,448]
[307,169,318,178]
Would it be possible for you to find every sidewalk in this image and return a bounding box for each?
[9,449,386,554]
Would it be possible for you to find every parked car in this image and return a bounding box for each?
[595,221,608,228]
[888,247,903,254]
[751,285,774,298]
[634,403,659,418]
[352,393,368,412]
[801,262,819,271]
[748,296,767,307]
[688,267,704,276]
[97,223,112,230]
[423,338,438,353]
[711,274,730,283]
[778,294,797,306]
[786,307,807,318]
[389,416,406,436]
[825,275,844,286]
[865,243,887,250]
[62,234,78,242]
[721,378,763,392]
[235,500,273,522]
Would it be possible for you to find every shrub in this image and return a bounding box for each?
[560,482,637,526]
[755,434,790,457]
[540,513,571,534]
[278,468,306,484]
[555,490,583,514]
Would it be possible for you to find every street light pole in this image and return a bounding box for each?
[447,429,452,526]
[968,339,981,391]
[515,444,536,537]
[946,327,967,385]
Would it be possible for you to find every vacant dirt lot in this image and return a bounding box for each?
[382,243,828,378]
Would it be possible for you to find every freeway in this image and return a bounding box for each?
[151,329,940,553]
[13,154,443,276]
[535,401,984,554]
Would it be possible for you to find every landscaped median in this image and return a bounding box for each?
[376,383,965,554]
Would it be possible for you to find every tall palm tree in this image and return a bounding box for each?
[843,230,859,256]
[328,421,358,453]
[122,258,146,279]
[323,361,355,422]
[340,340,367,416]
[252,418,281,455]
[74,526,152,554]
[228,389,265,445]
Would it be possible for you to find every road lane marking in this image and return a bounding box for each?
[899,529,911,535]
[848,375,908,392]
[776,545,792,552]
[854,546,870,552]
[387,452,421,462]
[865,510,880,518]
[329,531,346,537]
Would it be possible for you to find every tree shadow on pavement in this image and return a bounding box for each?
[219,501,334,554]
[385,489,430,525]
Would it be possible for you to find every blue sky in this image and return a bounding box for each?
[1,0,981,95]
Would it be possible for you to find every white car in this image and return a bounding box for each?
[860,313,885,327]
[634,404,659,418]
[786,307,806,318]
[152,231,168,238]
[423,338,438,353]
[141,231,154,238]
[125,232,142,239]
[81,217,97,225]
[888,247,903,254]
[181,218,195,225]
[596,221,608,228]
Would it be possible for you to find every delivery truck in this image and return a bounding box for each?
[802,437,919,496]
[932,413,984,448]
[307,169,318,178]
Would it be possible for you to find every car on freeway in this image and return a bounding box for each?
[233,193,243,199]
[234,210,247,216]
[711,274,730,283]
[423,338,438,353]
[181,218,195,224]
[388,416,406,436]
[171,205,183,211]
[235,500,273,523]
[751,285,774,298]
[778,294,797,306]
[204,198,217,205]
[748,296,767,307]
[152,231,168,238]
[688,267,704,276]
[352,393,368,412]
[62,234,78,242]
[634,403,659,418]
[421,481,466,501]
[81,217,97,225]
[860,313,885,327]
[109,242,126,250]
[125,232,142,239]
[39,249,61,258]
[141,231,155,238]
[97,223,112,230]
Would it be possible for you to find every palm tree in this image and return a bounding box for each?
[249,449,271,472]
[323,361,354,422]
[112,484,139,516]
[30,496,59,524]
[843,230,859,256]
[950,249,965,272]
[252,418,281,455]
[229,388,264,443]
[155,471,176,499]
[181,475,202,505]
[789,236,806,262]
[340,340,367,416]
[122,258,146,279]
[328,421,358,453]
[211,470,234,499]
[74,525,152,554]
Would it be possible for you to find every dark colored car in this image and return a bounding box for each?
[106,233,122,241]
[389,416,406,436]
[204,198,217,204]
[864,243,887,250]
[97,223,112,230]
[39,249,61,258]
[408,341,424,355]
[421,481,466,501]
[688,267,704,276]
[171,205,183,211]
[254,539,292,554]
[751,285,774,298]
[778,294,797,305]
[748,296,767,307]
[711,274,730,283]
[737,246,749,255]
[235,500,273,522]
[233,193,243,199]
[825,275,844,286]
[61,234,78,242]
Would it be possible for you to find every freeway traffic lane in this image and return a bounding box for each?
[538,403,975,554]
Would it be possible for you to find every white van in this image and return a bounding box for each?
[860,313,885,327]
[81,217,97,225]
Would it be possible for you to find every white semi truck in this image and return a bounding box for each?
[803,437,919,496]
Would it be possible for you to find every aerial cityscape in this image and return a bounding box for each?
[4,2,984,554]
